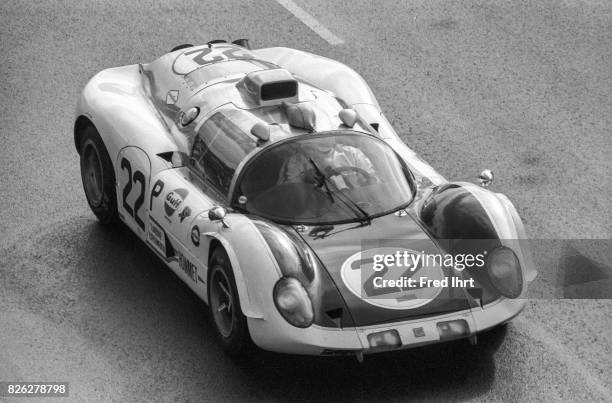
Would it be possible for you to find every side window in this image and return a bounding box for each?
[190,111,257,198]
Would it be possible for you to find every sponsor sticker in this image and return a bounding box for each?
[164,188,188,217]
[179,206,191,223]
[191,225,200,247]
[177,252,198,283]
[166,90,179,105]
[147,219,167,256]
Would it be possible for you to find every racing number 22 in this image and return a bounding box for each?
[183,46,250,66]
[121,158,145,230]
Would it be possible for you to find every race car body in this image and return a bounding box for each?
[74,41,536,357]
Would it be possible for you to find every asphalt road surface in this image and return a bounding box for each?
[1,0,610,401]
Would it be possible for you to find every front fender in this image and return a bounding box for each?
[495,192,537,282]
[204,213,282,320]
[456,182,536,284]
[418,182,536,300]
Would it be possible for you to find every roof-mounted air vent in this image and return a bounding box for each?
[238,69,299,106]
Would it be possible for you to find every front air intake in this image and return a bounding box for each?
[238,69,299,106]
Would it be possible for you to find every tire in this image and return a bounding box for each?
[79,126,118,224]
[207,248,251,355]
[475,323,508,351]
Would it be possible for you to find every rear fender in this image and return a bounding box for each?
[75,65,177,164]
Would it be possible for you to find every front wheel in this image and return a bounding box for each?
[208,248,251,355]
[79,126,118,224]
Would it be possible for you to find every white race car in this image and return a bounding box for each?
[75,39,536,359]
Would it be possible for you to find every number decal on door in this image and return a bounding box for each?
[121,158,134,216]
[132,171,146,230]
[121,157,146,230]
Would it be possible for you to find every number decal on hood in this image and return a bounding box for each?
[340,247,445,310]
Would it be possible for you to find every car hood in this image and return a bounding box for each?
[293,211,475,327]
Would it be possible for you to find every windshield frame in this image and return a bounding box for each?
[229,130,417,225]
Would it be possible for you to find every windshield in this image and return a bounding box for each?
[233,132,415,224]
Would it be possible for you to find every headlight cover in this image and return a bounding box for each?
[486,246,523,298]
[274,277,314,328]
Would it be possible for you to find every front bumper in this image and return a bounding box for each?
[247,297,526,355]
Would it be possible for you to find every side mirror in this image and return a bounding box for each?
[208,206,229,228]
[478,169,494,188]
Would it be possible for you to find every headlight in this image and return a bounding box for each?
[486,246,523,298]
[273,277,314,328]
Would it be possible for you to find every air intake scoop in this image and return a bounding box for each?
[238,69,299,106]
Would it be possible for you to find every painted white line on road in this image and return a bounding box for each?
[515,318,611,401]
[562,0,607,7]
[274,0,344,45]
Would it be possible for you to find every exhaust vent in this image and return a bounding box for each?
[238,69,299,106]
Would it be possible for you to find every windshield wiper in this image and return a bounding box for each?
[307,157,371,226]
[335,189,372,226]
[308,158,335,203]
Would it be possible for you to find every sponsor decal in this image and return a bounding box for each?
[164,188,188,217]
[147,218,167,256]
[179,206,191,223]
[177,252,198,283]
[166,90,179,105]
[150,179,164,210]
[191,225,200,247]
[340,247,445,310]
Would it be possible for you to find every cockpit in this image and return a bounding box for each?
[232,131,416,225]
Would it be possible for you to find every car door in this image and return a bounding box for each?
[147,166,221,300]
[148,108,257,297]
